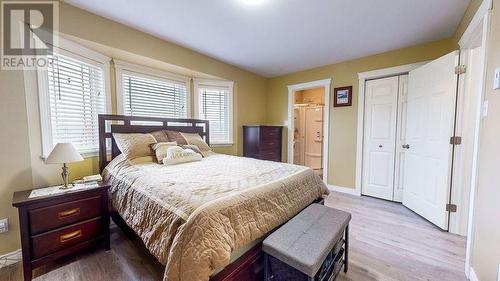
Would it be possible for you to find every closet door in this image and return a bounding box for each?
[362,76,399,200]
[393,75,408,202]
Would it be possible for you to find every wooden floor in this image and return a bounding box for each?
[0,192,467,281]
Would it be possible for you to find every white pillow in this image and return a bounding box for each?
[162,146,202,165]
[151,141,178,163]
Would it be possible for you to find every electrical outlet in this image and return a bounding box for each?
[0,218,8,233]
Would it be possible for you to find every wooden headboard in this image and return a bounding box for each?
[98,114,209,173]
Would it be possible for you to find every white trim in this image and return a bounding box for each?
[463,8,492,278]
[0,249,22,268]
[193,78,235,146]
[357,62,428,80]
[327,184,361,196]
[114,59,191,117]
[355,62,426,197]
[35,36,112,158]
[458,0,493,48]
[287,78,331,185]
[469,267,479,281]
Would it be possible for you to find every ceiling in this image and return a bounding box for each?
[65,0,470,78]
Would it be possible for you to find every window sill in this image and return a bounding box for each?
[210,143,234,147]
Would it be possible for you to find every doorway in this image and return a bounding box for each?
[287,79,331,183]
[293,88,325,178]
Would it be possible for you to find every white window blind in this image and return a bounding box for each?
[44,52,108,155]
[195,80,233,145]
[121,72,188,119]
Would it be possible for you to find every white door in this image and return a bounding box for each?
[362,76,399,200]
[393,75,408,202]
[403,51,460,230]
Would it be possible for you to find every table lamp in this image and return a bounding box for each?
[46,143,84,189]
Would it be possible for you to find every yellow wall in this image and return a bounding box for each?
[0,70,33,256]
[471,1,500,279]
[266,38,456,187]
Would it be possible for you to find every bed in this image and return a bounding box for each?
[98,114,328,281]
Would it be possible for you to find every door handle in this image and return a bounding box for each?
[402,144,410,149]
[378,145,383,148]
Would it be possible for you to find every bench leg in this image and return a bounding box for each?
[344,224,349,273]
[264,253,269,281]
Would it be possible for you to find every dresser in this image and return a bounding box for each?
[12,183,110,281]
[243,125,283,162]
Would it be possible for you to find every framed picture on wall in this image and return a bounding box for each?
[333,86,352,107]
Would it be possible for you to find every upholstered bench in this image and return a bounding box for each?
[262,203,351,281]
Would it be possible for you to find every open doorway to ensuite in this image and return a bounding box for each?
[287,79,331,182]
[293,88,325,178]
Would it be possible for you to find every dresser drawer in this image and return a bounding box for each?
[29,196,103,235]
[260,127,281,141]
[31,217,103,259]
[260,138,280,150]
[258,150,281,161]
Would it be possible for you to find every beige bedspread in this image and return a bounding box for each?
[103,153,328,281]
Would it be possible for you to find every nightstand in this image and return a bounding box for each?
[12,182,110,281]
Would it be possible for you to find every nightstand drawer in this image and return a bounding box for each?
[31,217,103,259]
[29,196,102,235]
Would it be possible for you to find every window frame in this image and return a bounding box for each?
[193,78,234,146]
[114,60,191,118]
[36,37,112,158]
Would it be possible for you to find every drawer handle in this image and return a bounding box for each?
[60,230,82,243]
[58,208,80,219]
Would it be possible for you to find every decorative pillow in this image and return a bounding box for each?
[150,130,170,143]
[181,144,204,157]
[162,146,202,165]
[151,141,178,163]
[165,130,188,145]
[180,132,211,153]
[113,133,156,160]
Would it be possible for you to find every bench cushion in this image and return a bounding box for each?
[263,203,351,277]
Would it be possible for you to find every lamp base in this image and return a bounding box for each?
[59,183,74,190]
[59,163,72,190]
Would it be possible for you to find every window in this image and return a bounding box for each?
[115,61,190,119]
[194,79,234,145]
[37,43,110,157]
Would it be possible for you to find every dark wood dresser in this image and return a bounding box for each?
[12,183,110,281]
[243,125,283,162]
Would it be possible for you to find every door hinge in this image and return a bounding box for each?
[446,204,457,213]
[450,136,462,145]
[455,65,467,75]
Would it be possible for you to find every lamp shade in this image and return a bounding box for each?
[46,143,84,164]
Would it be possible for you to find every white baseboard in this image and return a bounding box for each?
[327,184,361,196]
[469,267,479,281]
[0,249,22,268]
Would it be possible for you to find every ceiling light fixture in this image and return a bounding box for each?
[241,0,265,5]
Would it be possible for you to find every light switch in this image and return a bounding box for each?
[494,67,500,90]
